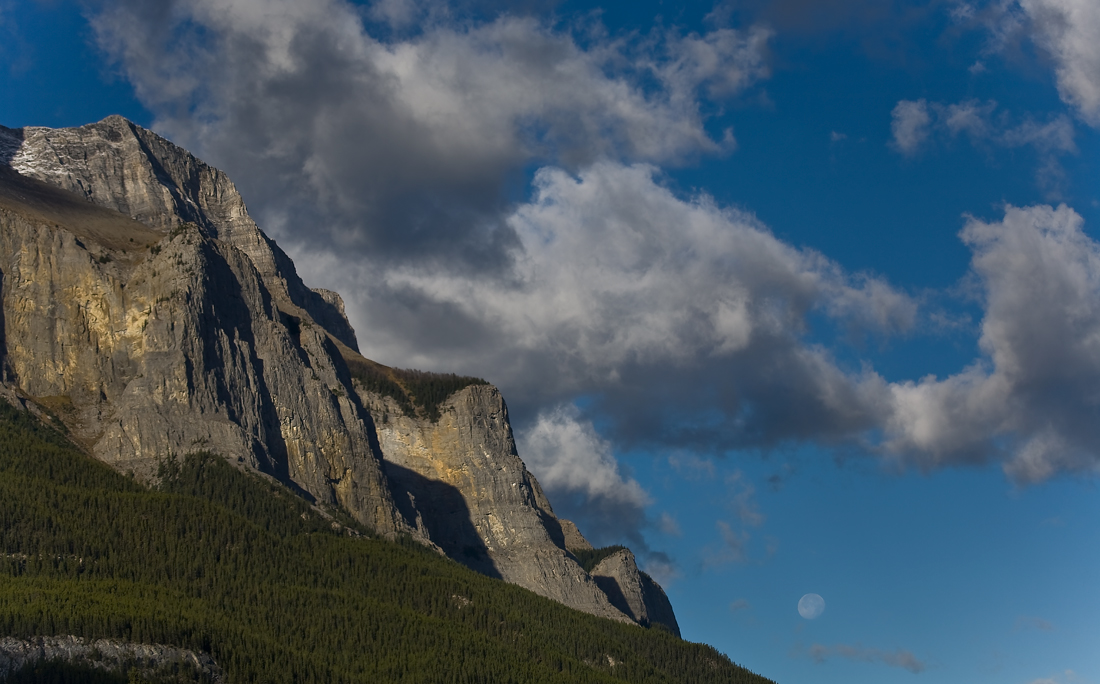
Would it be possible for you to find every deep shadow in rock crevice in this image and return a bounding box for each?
[0,126,23,167]
[593,575,638,623]
[383,461,501,580]
[0,265,7,384]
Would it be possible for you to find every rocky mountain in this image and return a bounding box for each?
[0,116,678,633]
[591,549,680,636]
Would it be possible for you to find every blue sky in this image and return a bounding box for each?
[2,0,1099,682]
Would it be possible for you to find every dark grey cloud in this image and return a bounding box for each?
[89,0,770,274]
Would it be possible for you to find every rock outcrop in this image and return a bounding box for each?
[1,117,359,352]
[0,116,678,632]
[0,136,407,537]
[560,519,593,550]
[0,636,225,682]
[590,548,681,637]
[359,384,631,622]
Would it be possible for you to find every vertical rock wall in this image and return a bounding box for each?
[358,384,632,622]
[0,168,407,537]
[2,118,359,352]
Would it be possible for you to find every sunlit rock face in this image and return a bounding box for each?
[0,120,405,537]
[358,384,631,622]
[3,116,360,352]
[560,519,593,551]
[0,116,678,630]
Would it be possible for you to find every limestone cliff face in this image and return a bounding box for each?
[0,116,680,632]
[358,384,631,622]
[590,549,681,637]
[560,519,593,551]
[0,158,405,537]
[1,117,359,352]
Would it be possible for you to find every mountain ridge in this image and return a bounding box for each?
[0,115,677,633]
[0,400,773,682]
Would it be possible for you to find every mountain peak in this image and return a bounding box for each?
[0,117,678,633]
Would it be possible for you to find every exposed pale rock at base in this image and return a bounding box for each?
[0,636,224,683]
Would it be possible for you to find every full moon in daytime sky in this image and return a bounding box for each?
[798,594,825,620]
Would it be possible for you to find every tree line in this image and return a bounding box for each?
[0,401,775,684]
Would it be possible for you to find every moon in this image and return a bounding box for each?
[798,593,825,619]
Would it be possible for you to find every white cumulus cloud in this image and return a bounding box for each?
[956,0,1100,126]
[883,204,1100,481]
[1019,0,1100,126]
[890,99,932,155]
[75,0,1100,524]
[517,402,651,510]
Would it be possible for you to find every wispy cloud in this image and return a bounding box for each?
[711,520,752,565]
[707,473,770,566]
[889,97,1077,195]
[1015,615,1055,631]
[890,99,932,155]
[1023,669,1080,684]
[727,470,766,527]
[657,512,682,537]
[804,642,927,673]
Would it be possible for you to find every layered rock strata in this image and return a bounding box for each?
[0,117,359,352]
[0,143,406,536]
[358,384,630,622]
[0,116,679,631]
[560,519,593,551]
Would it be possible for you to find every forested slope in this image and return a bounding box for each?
[0,401,774,684]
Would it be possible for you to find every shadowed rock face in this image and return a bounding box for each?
[0,116,680,630]
[0,636,224,683]
[591,549,681,637]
